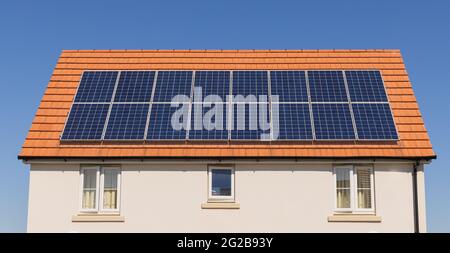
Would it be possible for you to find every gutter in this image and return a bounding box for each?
[412,160,420,233]
[18,155,437,161]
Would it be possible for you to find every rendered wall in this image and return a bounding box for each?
[27,162,422,232]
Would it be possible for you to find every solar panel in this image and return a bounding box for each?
[194,71,230,102]
[352,103,398,140]
[188,103,229,140]
[270,71,308,102]
[273,103,313,140]
[152,71,193,102]
[61,104,110,140]
[312,103,355,140]
[308,71,348,102]
[104,104,149,140]
[346,70,388,102]
[74,71,118,102]
[231,103,270,140]
[232,71,268,99]
[146,103,188,140]
[114,71,155,102]
[62,69,398,142]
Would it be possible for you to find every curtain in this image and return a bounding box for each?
[358,189,371,208]
[337,189,350,208]
[82,190,96,209]
[103,189,117,209]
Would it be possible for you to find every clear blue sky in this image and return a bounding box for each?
[0,0,448,232]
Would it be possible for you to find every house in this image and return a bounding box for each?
[19,49,436,233]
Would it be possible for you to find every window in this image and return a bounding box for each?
[101,168,120,211]
[208,167,234,200]
[80,166,121,213]
[334,166,374,213]
[81,168,98,211]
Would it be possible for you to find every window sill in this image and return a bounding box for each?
[327,214,381,223]
[72,213,125,222]
[201,202,240,209]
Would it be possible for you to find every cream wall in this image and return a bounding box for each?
[27,162,422,232]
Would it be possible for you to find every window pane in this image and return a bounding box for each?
[357,168,372,209]
[82,169,97,209]
[211,169,232,196]
[336,189,351,208]
[357,168,371,189]
[358,189,372,209]
[336,168,351,188]
[335,168,351,209]
[104,169,118,189]
[103,169,118,209]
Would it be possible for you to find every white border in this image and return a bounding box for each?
[208,166,235,201]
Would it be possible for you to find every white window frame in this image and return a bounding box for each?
[79,166,100,213]
[79,166,121,213]
[208,166,235,201]
[333,165,375,214]
[99,167,121,213]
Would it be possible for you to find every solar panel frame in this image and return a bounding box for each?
[312,103,357,140]
[230,102,271,140]
[352,103,399,141]
[341,70,360,140]
[103,103,150,140]
[188,102,230,140]
[345,70,389,102]
[60,103,111,140]
[270,71,309,102]
[271,103,314,140]
[146,103,190,141]
[343,69,398,141]
[308,70,348,102]
[61,70,121,141]
[100,71,122,140]
[193,71,231,102]
[73,71,119,103]
[232,71,269,99]
[152,71,194,103]
[113,71,156,102]
[143,71,160,140]
[305,71,317,140]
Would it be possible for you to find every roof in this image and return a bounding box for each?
[18,49,436,160]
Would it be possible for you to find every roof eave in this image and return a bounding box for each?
[18,155,437,162]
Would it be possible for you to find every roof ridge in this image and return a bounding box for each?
[61,49,401,53]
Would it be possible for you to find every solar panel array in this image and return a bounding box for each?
[61,70,398,141]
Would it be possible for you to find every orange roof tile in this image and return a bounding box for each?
[18,49,436,160]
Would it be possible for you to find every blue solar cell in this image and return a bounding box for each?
[153,71,193,102]
[270,71,308,102]
[104,104,149,140]
[61,104,110,140]
[232,71,268,100]
[352,103,398,140]
[312,103,355,140]
[189,103,229,140]
[273,103,313,140]
[346,71,388,102]
[308,71,348,102]
[146,103,189,140]
[114,71,155,102]
[193,71,230,102]
[64,69,398,142]
[74,71,118,102]
[231,103,271,140]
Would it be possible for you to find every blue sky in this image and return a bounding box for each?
[0,0,449,232]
